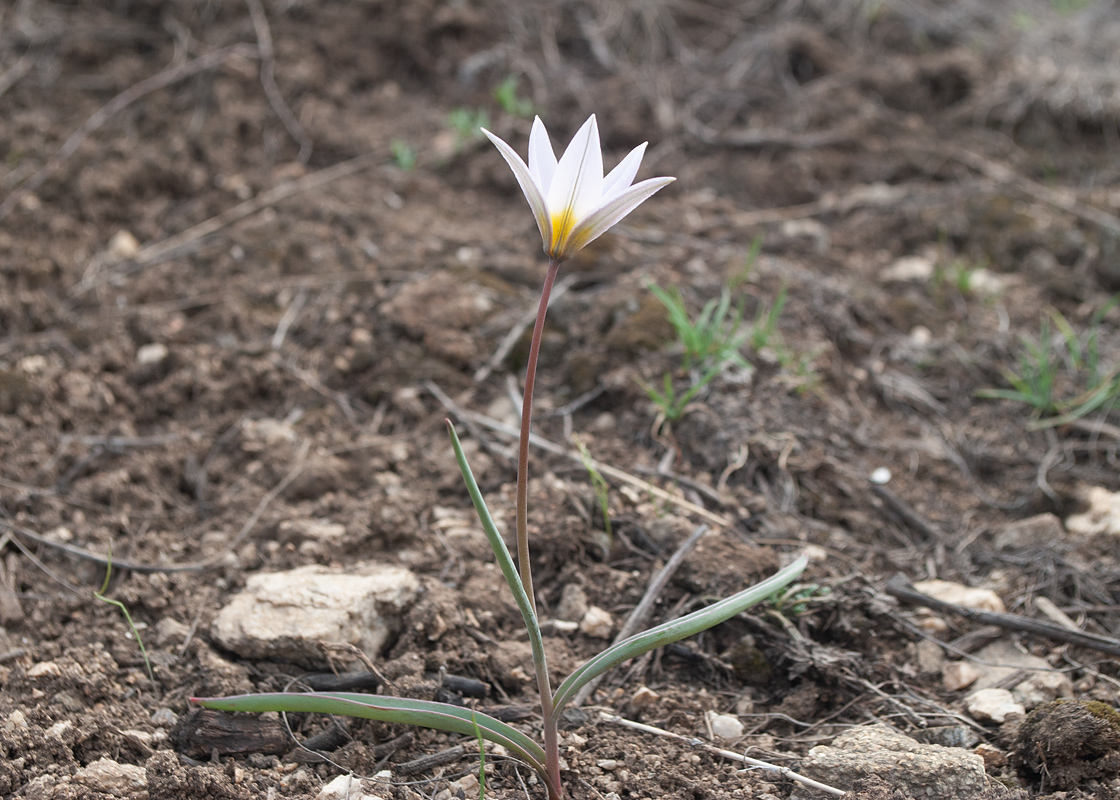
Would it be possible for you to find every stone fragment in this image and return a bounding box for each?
[108,230,141,260]
[966,688,1025,724]
[152,617,190,648]
[278,518,348,541]
[993,513,1064,550]
[72,757,148,795]
[211,563,419,667]
[912,579,1005,612]
[579,606,614,639]
[316,773,383,800]
[556,584,589,622]
[136,342,168,365]
[970,640,1073,710]
[801,724,993,796]
[880,255,934,282]
[942,661,980,692]
[627,686,660,714]
[869,467,892,485]
[27,661,62,678]
[1066,486,1120,537]
[706,710,744,740]
[914,639,945,674]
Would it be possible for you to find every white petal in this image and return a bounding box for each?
[528,117,557,196]
[482,127,553,252]
[565,176,675,255]
[547,115,604,241]
[602,142,647,200]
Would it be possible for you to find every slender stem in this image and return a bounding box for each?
[516,256,563,798]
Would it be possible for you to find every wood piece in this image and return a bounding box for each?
[171,709,290,759]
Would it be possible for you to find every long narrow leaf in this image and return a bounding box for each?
[552,554,808,714]
[194,692,547,774]
[447,422,550,699]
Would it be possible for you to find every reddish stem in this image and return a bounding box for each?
[516,256,563,798]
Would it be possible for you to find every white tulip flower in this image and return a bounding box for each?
[482,115,674,262]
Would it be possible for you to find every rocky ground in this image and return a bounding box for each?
[1,1,1120,798]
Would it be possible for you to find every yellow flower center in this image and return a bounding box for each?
[550,209,577,252]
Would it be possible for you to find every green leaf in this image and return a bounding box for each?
[447,422,550,700]
[194,692,547,775]
[552,553,808,714]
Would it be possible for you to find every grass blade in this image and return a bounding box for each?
[552,554,808,713]
[194,692,547,774]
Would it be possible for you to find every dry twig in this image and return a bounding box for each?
[886,573,1120,658]
[600,712,845,797]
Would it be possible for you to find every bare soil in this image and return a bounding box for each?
[1,1,1119,799]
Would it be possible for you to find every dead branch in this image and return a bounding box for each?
[885,573,1120,659]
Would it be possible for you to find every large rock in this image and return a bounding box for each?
[211,563,419,667]
[801,724,993,797]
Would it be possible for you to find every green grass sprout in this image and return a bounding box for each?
[573,435,612,542]
[978,296,1120,428]
[447,108,490,150]
[493,75,534,118]
[471,708,487,800]
[390,140,417,171]
[94,545,154,681]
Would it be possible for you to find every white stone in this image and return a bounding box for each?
[967,269,1004,295]
[108,230,141,260]
[279,518,348,540]
[136,342,169,365]
[210,563,419,667]
[316,773,383,800]
[17,354,47,374]
[579,606,614,639]
[869,467,892,485]
[993,513,1064,550]
[1014,670,1074,710]
[557,584,589,622]
[707,710,744,741]
[914,639,945,674]
[3,710,27,731]
[912,580,1005,613]
[801,724,992,796]
[880,255,934,283]
[628,686,660,713]
[971,640,1072,709]
[46,720,73,739]
[942,661,980,692]
[27,661,62,678]
[965,688,1024,724]
[908,325,932,345]
[1066,486,1120,537]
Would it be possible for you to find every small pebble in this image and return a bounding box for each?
[706,710,743,740]
[870,467,892,485]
